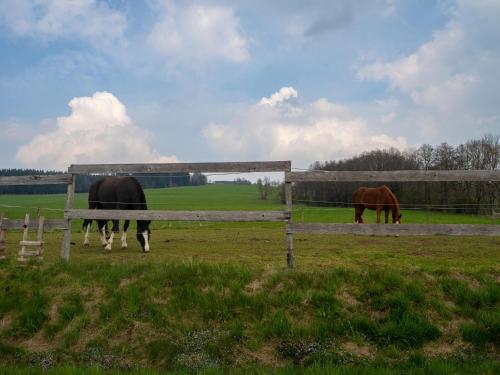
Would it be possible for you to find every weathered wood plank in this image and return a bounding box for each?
[286,170,500,182]
[0,219,66,230]
[287,223,500,236]
[61,175,75,260]
[69,161,292,174]
[65,209,291,222]
[19,241,43,246]
[492,211,500,219]
[0,174,72,186]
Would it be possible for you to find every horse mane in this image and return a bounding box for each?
[383,186,400,215]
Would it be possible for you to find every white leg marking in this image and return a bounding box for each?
[83,224,91,246]
[100,226,108,246]
[121,231,128,249]
[105,232,114,251]
[142,231,150,252]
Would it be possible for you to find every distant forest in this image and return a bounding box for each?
[0,170,207,194]
[293,134,500,214]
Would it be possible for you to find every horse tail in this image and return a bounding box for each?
[129,177,148,210]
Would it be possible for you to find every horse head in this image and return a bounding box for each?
[136,220,151,252]
[393,213,402,224]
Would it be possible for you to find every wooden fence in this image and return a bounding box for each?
[2,166,499,267]
[0,174,70,232]
[285,170,500,237]
[0,174,72,186]
[64,161,293,263]
[0,175,70,260]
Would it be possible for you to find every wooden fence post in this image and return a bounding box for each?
[36,216,45,259]
[61,174,75,260]
[0,213,5,259]
[18,213,30,261]
[285,181,293,269]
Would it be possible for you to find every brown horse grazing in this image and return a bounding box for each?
[352,185,402,224]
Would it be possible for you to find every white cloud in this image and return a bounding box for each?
[148,2,248,64]
[0,0,126,47]
[358,0,500,140]
[203,87,406,167]
[258,87,298,107]
[16,92,177,170]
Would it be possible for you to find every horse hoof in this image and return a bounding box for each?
[83,242,90,247]
[104,245,112,251]
[121,245,128,250]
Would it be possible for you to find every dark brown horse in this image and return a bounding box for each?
[82,177,151,252]
[352,185,402,224]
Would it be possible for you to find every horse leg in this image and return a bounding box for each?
[83,219,91,246]
[98,220,108,247]
[385,209,389,224]
[142,228,150,252]
[359,207,365,223]
[121,220,130,249]
[105,220,120,251]
[376,208,381,224]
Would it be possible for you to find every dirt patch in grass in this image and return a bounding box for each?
[338,290,359,308]
[47,301,59,324]
[422,338,467,356]
[19,330,51,353]
[244,268,276,295]
[341,340,375,358]
[119,278,135,288]
[422,317,472,356]
[241,340,284,367]
[80,287,103,320]
[0,314,13,334]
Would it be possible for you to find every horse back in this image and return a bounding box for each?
[353,185,394,207]
[92,176,147,210]
[352,187,367,204]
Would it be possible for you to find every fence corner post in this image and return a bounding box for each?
[61,174,75,261]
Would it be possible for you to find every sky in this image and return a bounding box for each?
[0,0,499,173]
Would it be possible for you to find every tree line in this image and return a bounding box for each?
[293,134,500,214]
[0,170,207,194]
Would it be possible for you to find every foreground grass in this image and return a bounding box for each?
[0,260,498,372]
[1,357,500,374]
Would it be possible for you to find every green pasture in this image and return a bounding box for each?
[0,183,498,225]
[0,184,499,373]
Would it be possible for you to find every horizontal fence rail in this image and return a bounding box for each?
[286,170,500,182]
[66,209,290,222]
[69,161,292,174]
[0,218,67,230]
[0,174,72,186]
[287,223,500,236]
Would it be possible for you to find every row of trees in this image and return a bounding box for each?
[0,170,207,194]
[293,135,500,213]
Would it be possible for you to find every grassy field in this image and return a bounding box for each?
[1,183,498,224]
[0,184,499,373]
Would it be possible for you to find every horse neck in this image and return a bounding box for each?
[389,191,400,217]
